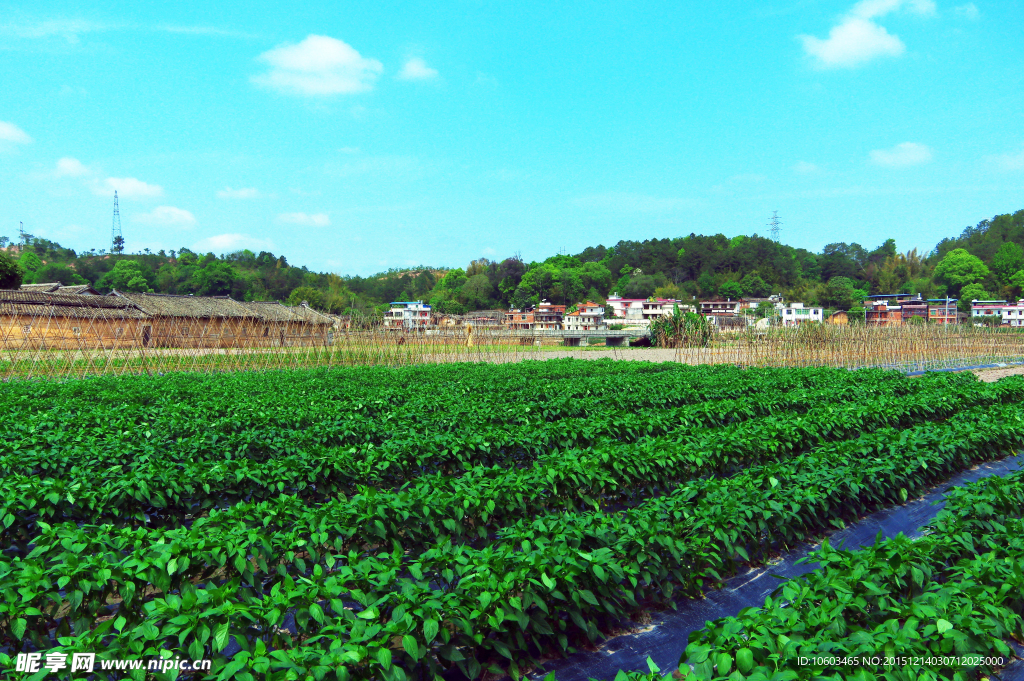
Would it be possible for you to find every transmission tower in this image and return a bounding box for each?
[19,222,25,244]
[767,210,782,243]
[110,191,124,255]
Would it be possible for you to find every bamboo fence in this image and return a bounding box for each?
[2,308,1023,380]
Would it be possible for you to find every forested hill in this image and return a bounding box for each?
[1,208,1022,314]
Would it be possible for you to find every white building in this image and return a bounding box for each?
[779,302,823,326]
[384,301,432,329]
[607,295,688,324]
[971,300,1024,326]
[563,301,606,330]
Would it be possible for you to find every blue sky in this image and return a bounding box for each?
[1,0,1022,276]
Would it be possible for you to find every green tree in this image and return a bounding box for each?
[189,261,237,296]
[436,268,467,294]
[1010,269,1024,295]
[34,263,88,286]
[718,281,743,299]
[17,251,42,282]
[287,286,325,310]
[624,275,659,299]
[821,276,856,309]
[958,283,992,313]
[98,260,153,292]
[461,274,494,310]
[434,299,465,315]
[933,248,990,294]
[991,242,1024,284]
[740,273,771,298]
[0,251,24,289]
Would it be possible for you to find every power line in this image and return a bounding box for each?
[110,191,124,255]
[767,210,782,242]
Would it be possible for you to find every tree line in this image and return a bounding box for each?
[1,208,1022,315]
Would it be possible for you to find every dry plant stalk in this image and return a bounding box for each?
[1,307,1022,380]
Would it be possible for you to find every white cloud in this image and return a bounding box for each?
[397,57,438,81]
[482,247,497,256]
[132,206,196,227]
[869,141,933,167]
[986,146,1024,171]
[793,160,821,174]
[277,212,330,226]
[54,157,90,177]
[799,18,904,68]
[850,0,935,19]
[252,34,383,96]
[955,3,980,19]
[91,176,164,198]
[216,186,259,199]
[338,146,360,154]
[799,0,934,69]
[0,18,116,41]
[192,233,275,253]
[0,120,33,145]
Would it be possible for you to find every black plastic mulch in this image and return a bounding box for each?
[530,453,1024,681]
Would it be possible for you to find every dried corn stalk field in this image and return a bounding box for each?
[1,309,1021,380]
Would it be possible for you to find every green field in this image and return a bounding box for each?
[1,360,1023,680]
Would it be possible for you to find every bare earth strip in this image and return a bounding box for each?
[972,365,1024,382]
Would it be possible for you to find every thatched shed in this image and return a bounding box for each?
[0,290,149,349]
[19,283,100,295]
[238,301,335,346]
[110,291,262,348]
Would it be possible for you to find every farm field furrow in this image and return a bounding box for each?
[1,361,1019,681]
[0,364,910,480]
[632,465,1024,680]
[1,372,1003,545]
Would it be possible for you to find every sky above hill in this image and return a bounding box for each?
[1,0,1022,275]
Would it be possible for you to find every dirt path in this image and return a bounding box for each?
[971,364,1024,382]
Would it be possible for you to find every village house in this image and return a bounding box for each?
[607,295,689,326]
[384,301,432,329]
[970,300,1024,326]
[778,302,824,326]
[865,300,903,326]
[533,301,565,330]
[826,310,849,325]
[928,299,959,325]
[504,308,535,330]
[563,301,606,331]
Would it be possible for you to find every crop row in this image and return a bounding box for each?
[0,365,920,475]
[3,403,1022,680]
[663,465,1024,680]
[0,371,898,484]
[3,375,1012,548]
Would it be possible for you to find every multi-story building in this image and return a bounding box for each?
[384,301,432,329]
[607,296,685,320]
[563,302,606,331]
[865,300,902,326]
[533,301,565,330]
[699,299,742,317]
[862,294,928,325]
[971,300,1024,326]
[928,299,959,325]
[504,309,535,330]
[779,302,824,326]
